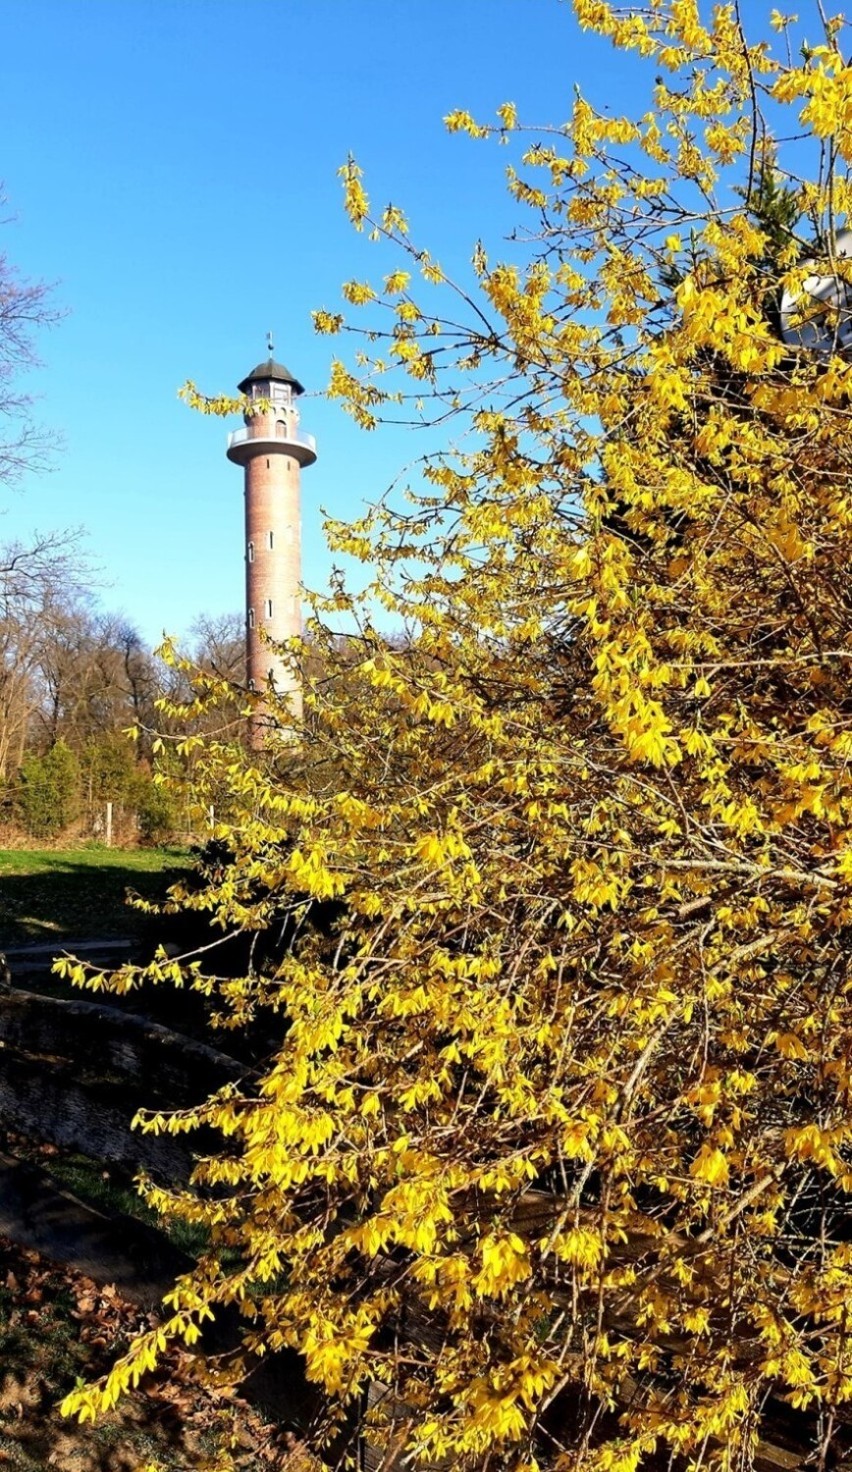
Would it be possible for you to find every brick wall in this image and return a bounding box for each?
[242,409,302,720]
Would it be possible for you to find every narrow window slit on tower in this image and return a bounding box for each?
[266,599,273,618]
[248,608,255,629]
[247,542,254,562]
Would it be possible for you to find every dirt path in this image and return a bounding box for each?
[2,937,135,982]
[0,1151,190,1308]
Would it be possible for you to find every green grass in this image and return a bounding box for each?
[11,1142,211,1260]
[0,846,191,946]
[51,1151,209,1258]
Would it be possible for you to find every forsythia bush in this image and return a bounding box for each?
[64,4,852,1468]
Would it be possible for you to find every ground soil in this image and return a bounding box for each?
[0,1232,313,1472]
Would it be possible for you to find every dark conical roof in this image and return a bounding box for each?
[237,358,305,396]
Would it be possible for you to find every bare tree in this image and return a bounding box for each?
[31,602,160,753]
[0,192,69,774]
[190,611,246,686]
[0,193,63,488]
[0,533,88,776]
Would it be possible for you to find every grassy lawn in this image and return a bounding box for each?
[0,847,191,947]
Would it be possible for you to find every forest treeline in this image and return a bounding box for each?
[0,531,245,842]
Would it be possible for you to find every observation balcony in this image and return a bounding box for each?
[226,425,317,468]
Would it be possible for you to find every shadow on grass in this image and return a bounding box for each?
[0,850,190,948]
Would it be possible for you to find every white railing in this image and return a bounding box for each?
[227,426,317,456]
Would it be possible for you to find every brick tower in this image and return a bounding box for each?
[226,350,317,738]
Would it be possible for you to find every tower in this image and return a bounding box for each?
[226,351,317,737]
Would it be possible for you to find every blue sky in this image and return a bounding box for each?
[1,0,654,646]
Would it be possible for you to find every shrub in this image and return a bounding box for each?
[18,741,80,838]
